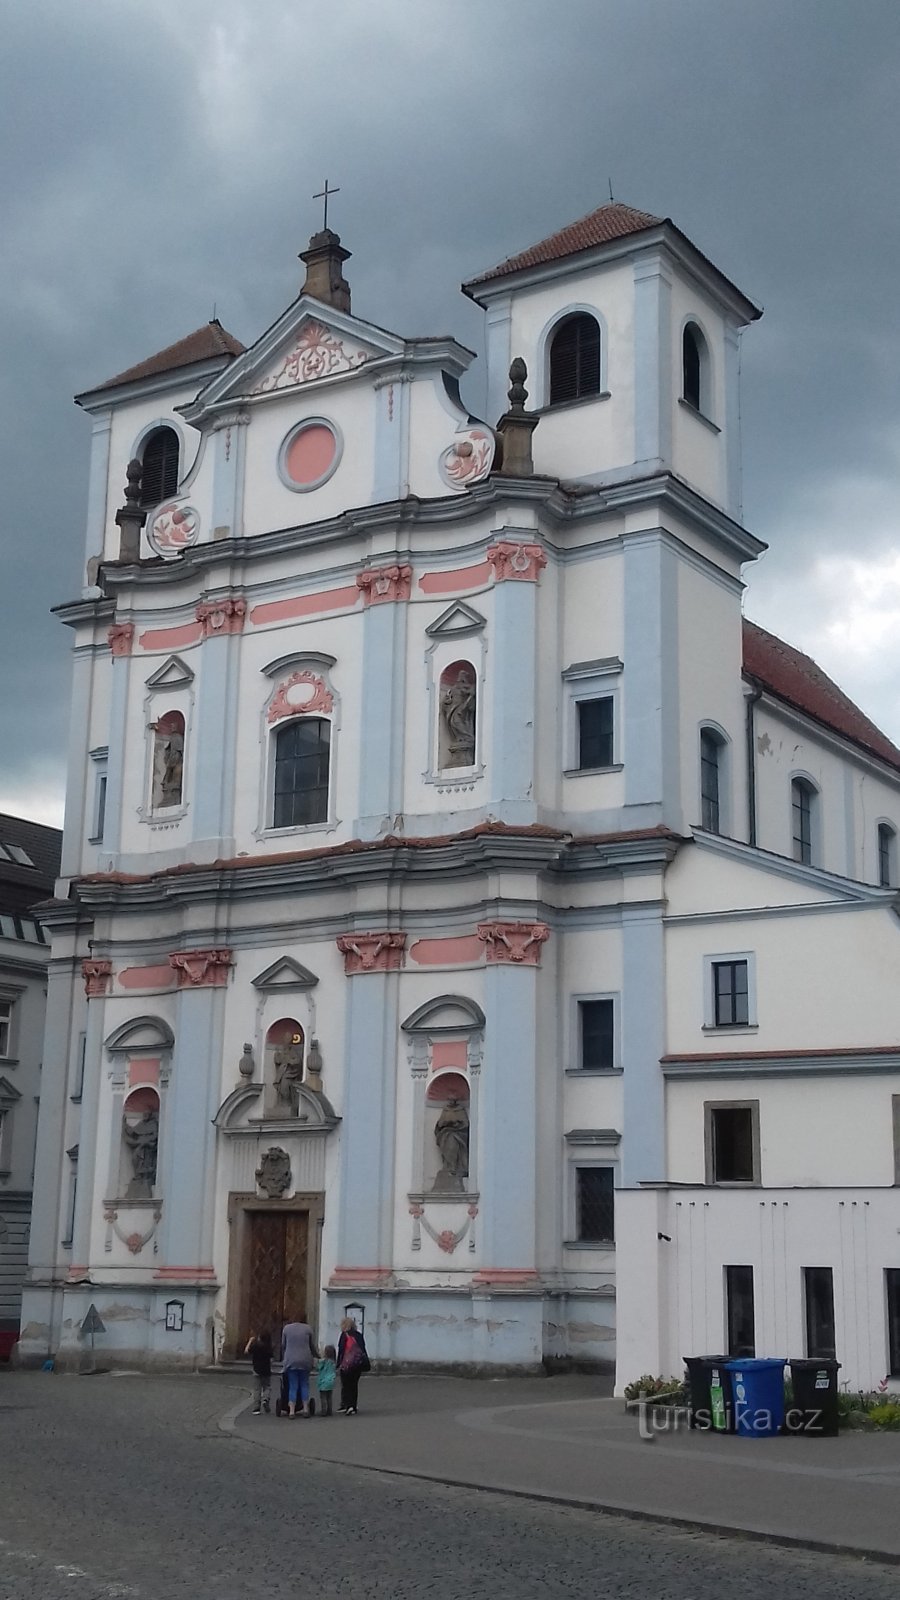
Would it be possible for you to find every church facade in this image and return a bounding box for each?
[20,203,900,1385]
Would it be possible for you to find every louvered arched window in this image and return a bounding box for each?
[682,322,711,415]
[140,427,180,508]
[549,314,602,406]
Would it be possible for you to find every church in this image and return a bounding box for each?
[19,197,900,1387]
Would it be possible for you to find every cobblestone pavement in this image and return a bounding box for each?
[2,1370,899,1600]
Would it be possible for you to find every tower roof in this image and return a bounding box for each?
[467,201,664,286]
[79,320,246,399]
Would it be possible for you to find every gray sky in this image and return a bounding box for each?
[3,0,900,824]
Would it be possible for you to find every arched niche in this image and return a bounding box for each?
[265,1016,305,1117]
[425,1070,470,1194]
[403,997,483,1198]
[121,1085,160,1199]
[151,709,185,810]
[438,661,477,771]
[103,1016,173,1202]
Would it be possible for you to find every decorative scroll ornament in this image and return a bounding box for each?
[168,948,234,987]
[486,541,547,583]
[336,931,407,974]
[476,921,550,965]
[196,597,246,638]
[267,670,334,723]
[410,1201,478,1254]
[355,564,413,606]
[82,959,113,998]
[438,428,495,491]
[103,1204,162,1256]
[107,623,135,658]
[252,320,369,394]
[147,502,200,560]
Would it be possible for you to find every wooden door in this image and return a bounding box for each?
[246,1211,309,1347]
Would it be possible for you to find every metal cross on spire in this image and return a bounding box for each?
[313,178,340,231]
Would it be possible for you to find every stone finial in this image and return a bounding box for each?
[114,458,147,562]
[496,357,539,478]
[238,1042,255,1080]
[299,228,351,313]
[306,1038,324,1092]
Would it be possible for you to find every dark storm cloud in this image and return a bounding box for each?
[3,0,900,821]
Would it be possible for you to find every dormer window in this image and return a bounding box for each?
[682,322,710,415]
[140,427,180,508]
[549,314,601,406]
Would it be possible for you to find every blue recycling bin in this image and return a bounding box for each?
[725,1358,786,1437]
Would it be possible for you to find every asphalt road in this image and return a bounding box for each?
[1,1371,897,1600]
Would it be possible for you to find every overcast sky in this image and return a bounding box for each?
[2,0,900,825]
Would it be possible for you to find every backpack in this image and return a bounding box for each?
[340,1334,364,1374]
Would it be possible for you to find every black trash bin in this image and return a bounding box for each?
[684,1355,734,1431]
[787,1358,841,1437]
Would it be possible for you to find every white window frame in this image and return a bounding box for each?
[703,951,757,1033]
[790,771,821,867]
[567,991,620,1074]
[699,722,731,836]
[562,658,623,777]
[0,993,18,1060]
[264,714,336,837]
[564,1157,617,1249]
[88,746,109,844]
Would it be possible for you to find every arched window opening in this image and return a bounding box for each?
[791,777,816,865]
[121,1086,160,1199]
[265,1018,305,1117]
[700,729,723,833]
[438,661,477,770]
[682,322,710,414]
[878,823,896,888]
[273,718,330,828]
[140,427,180,508]
[549,314,601,406]
[151,710,185,810]
[426,1072,470,1194]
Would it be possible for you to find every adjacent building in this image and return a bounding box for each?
[19,200,900,1386]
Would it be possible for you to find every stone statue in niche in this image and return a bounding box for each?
[273,1034,304,1116]
[256,1147,291,1198]
[152,712,185,810]
[439,665,476,768]
[432,1098,470,1192]
[123,1109,159,1198]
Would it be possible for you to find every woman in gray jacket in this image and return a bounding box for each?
[281,1312,318,1418]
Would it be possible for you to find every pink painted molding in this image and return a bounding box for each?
[107,623,135,658]
[139,620,203,651]
[472,1268,540,1286]
[249,585,360,626]
[267,670,333,723]
[196,597,247,638]
[329,1267,394,1287]
[431,1040,468,1071]
[418,561,492,595]
[336,931,406,974]
[486,541,548,583]
[408,934,483,967]
[128,1058,160,1087]
[118,964,177,991]
[356,564,413,606]
[476,921,550,965]
[82,958,113,998]
[153,1266,217,1280]
[169,948,234,988]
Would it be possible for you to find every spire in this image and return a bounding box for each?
[114,459,147,561]
[299,229,351,314]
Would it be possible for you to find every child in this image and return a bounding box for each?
[245,1328,273,1415]
[316,1344,337,1416]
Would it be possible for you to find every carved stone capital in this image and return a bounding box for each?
[486,541,547,583]
[336,931,406,975]
[82,958,113,998]
[355,564,413,606]
[267,669,333,722]
[107,623,135,658]
[476,921,550,965]
[169,948,234,988]
[196,597,247,638]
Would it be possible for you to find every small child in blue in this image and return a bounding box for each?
[316,1345,337,1415]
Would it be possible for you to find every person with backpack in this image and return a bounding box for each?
[337,1315,370,1415]
[244,1327,273,1415]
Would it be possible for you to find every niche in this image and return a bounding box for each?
[121,1085,160,1199]
[151,710,185,809]
[265,1017,305,1117]
[438,662,477,770]
[425,1071,470,1193]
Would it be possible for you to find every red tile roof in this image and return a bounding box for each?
[84,320,245,395]
[742,619,900,772]
[466,201,664,286]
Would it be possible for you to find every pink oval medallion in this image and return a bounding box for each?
[284,423,337,487]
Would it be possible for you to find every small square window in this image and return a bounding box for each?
[577,698,614,770]
[713,960,749,1027]
[0,1000,12,1058]
[579,999,615,1071]
[706,1102,759,1184]
[575,1167,615,1242]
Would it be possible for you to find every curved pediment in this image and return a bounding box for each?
[105,1015,175,1054]
[214,1080,339,1132]
[401,994,485,1035]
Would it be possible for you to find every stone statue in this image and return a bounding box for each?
[255,1147,291,1197]
[432,1097,469,1192]
[152,725,184,809]
[440,668,476,768]
[273,1035,304,1116]
[123,1109,159,1198]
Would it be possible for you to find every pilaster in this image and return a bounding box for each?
[24,963,84,1275]
[191,601,245,848]
[102,633,132,858]
[210,412,249,541]
[620,902,666,1184]
[477,961,541,1272]
[157,980,228,1271]
[633,254,673,468]
[487,540,545,823]
[356,573,409,832]
[622,533,681,825]
[67,987,108,1269]
[60,648,99,877]
[82,412,112,588]
[485,295,513,423]
[333,967,401,1275]
[723,322,742,521]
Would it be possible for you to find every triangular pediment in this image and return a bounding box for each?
[0,1075,22,1105]
[183,297,406,421]
[145,654,194,690]
[251,957,319,991]
[426,601,487,639]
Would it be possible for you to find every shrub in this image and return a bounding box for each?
[623,1373,685,1403]
[867,1402,900,1430]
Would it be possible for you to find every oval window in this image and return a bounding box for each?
[279,419,341,491]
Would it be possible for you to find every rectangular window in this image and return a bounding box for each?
[71,1033,87,1102]
[878,825,894,889]
[706,1102,759,1184]
[725,1265,755,1357]
[579,999,615,1071]
[887,1270,900,1378]
[713,959,749,1027]
[804,1267,836,1359]
[792,780,813,864]
[700,732,720,833]
[0,999,12,1057]
[577,697,614,770]
[575,1167,615,1243]
[273,719,330,829]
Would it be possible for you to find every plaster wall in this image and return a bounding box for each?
[102,385,209,562]
[240,383,375,534]
[667,275,728,508]
[674,557,746,836]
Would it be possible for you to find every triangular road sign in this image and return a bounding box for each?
[81,1304,106,1336]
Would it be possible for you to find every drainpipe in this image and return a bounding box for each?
[745,686,762,846]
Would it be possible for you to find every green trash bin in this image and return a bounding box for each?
[684,1355,734,1431]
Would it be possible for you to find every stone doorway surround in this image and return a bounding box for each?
[224,1191,324,1360]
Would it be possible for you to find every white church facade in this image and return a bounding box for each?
[19,201,900,1387]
